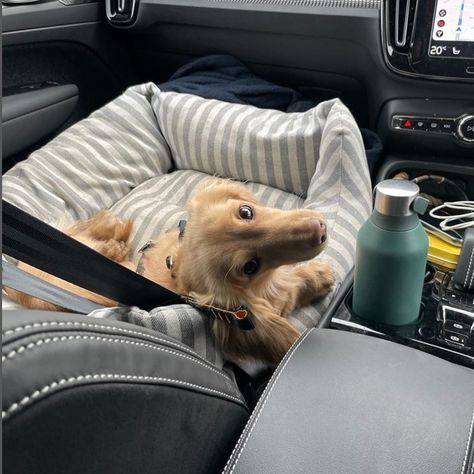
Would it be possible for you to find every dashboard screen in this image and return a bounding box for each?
[432,0,474,42]
[429,0,474,58]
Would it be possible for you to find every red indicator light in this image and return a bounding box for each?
[438,20,445,27]
[404,120,412,127]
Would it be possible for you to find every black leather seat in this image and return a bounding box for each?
[4,311,474,474]
[2,310,249,474]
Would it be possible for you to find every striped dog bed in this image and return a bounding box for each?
[3,83,372,370]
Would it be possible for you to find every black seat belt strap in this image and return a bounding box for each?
[2,260,104,314]
[2,200,181,311]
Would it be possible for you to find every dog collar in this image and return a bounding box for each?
[137,219,255,330]
[175,220,255,329]
[137,220,187,274]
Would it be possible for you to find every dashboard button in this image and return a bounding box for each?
[444,320,471,335]
[414,119,428,131]
[393,117,416,130]
[439,119,455,133]
[456,115,474,143]
[444,331,468,346]
[427,119,442,131]
[400,118,414,129]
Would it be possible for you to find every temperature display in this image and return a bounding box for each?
[429,0,474,58]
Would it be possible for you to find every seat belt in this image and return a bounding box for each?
[2,200,182,311]
[2,260,104,314]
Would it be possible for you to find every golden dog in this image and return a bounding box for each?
[5,180,335,364]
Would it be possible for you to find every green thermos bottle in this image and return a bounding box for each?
[352,179,429,326]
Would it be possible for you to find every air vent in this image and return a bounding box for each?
[385,0,417,53]
[394,0,411,47]
[106,0,138,26]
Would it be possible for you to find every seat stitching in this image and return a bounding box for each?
[462,409,474,474]
[2,334,233,384]
[224,328,314,473]
[2,373,244,421]
[2,321,201,358]
[463,248,474,288]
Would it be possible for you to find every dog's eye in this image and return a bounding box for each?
[239,205,253,220]
[243,259,260,275]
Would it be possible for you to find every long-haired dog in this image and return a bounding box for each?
[5,180,335,364]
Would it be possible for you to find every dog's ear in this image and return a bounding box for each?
[187,179,259,213]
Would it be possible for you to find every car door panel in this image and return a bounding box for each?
[2,1,102,33]
[2,84,79,159]
[2,2,136,170]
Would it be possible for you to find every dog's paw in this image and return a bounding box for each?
[302,260,336,300]
[315,261,336,293]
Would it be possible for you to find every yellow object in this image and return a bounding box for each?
[427,231,461,270]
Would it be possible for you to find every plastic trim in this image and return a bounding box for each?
[205,0,380,7]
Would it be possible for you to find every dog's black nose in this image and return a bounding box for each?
[308,218,327,246]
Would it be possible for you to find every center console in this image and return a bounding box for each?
[227,157,474,472]
[323,159,474,369]
[382,0,474,81]
[223,329,474,474]
[331,268,474,368]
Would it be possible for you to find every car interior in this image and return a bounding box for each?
[2,0,474,473]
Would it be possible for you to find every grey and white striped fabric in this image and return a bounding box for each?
[2,83,372,370]
[2,83,172,226]
[152,90,330,197]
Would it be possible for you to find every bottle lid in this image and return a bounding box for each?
[374,179,422,217]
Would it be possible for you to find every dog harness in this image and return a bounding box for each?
[137,220,255,330]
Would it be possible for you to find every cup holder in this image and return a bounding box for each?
[342,290,425,337]
[332,263,473,367]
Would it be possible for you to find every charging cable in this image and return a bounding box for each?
[429,201,474,231]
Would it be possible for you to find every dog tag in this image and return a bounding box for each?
[182,297,255,330]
